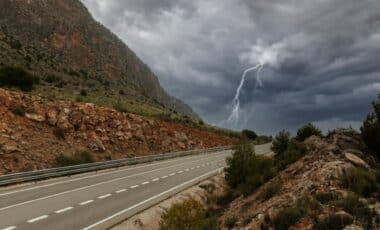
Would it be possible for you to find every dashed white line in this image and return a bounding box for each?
[141,181,150,185]
[169,173,176,176]
[152,178,159,182]
[196,166,200,168]
[2,226,16,230]
[161,175,168,179]
[98,194,112,199]
[177,170,183,174]
[79,200,94,206]
[191,167,195,170]
[55,206,73,214]
[116,189,127,193]
[185,168,189,171]
[130,185,139,189]
[27,215,49,223]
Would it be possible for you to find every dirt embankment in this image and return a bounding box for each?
[0,89,236,174]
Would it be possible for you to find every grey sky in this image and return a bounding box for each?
[82,0,380,134]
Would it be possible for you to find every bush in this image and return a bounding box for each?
[224,214,237,229]
[80,89,87,97]
[333,194,373,223]
[315,191,340,205]
[259,180,282,201]
[274,206,304,230]
[158,199,216,230]
[361,94,380,158]
[242,129,257,140]
[340,168,378,197]
[271,130,291,156]
[275,140,307,170]
[296,123,322,142]
[55,150,94,167]
[10,106,25,116]
[225,144,276,195]
[0,66,39,91]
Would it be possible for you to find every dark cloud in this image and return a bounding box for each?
[82,0,380,134]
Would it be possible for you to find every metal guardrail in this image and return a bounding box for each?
[0,146,232,187]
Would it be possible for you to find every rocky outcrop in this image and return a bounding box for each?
[0,89,235,174]
[219,129,378,230]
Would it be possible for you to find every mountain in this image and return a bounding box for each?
[0,0,198,119]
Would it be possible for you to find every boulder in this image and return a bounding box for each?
[344,225,364,230]
[25,113,45,122]
[344,152,369,168]
[321,211,353,229]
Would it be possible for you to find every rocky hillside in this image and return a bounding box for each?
[0,0,197,119]
[0,89,235,175]
[219,129,379,230]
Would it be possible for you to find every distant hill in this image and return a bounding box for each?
[0,0,198,119]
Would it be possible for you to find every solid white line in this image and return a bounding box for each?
[169,173,175,176]
[2,226,16,230]
[0,151,229,197]
[115,189,127,193]
[55,206,73,214]
[152,178,159,182]
[161,176,168,179]
[83,168,223,230]
[0,155,228,212]
[141,181,149,185]
[130,185,139,189]
[79,200,94,206]
[98,194,111,199]
[27,215,48,223]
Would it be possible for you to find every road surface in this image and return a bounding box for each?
[0,143,271,230]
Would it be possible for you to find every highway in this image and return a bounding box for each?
[0,143,271,230]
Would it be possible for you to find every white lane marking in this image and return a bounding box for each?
[79,200,94,206]
[130,185,139,189]
[141,181,150,185]
[152,178,159,182]
[177,170,183,174]
[191,167,195,170]
[116,189,127,194]
[55,206,73,214]
[161,176,168,179]
[185,168,189,171]
[83,168,223,230]
[2,226,16,230]
[27,215,48,223]
[98,194,111,199]
[196,166,200,168]
[169,173,175,176]
[0,154,228,212]
[0,151,230,197]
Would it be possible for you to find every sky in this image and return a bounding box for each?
[82,0,380,135]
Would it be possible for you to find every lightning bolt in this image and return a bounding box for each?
[225,64,264,125]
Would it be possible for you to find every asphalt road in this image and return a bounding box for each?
[0,143,271,230]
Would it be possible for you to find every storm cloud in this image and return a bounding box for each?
[82,0,380,134]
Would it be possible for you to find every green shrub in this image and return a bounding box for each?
[158,199,216,230]
[315,191,340,204]
[361,94,380,158]
[113,101,128,113]
[275,140,307,170]
[259,180,282,201]
[45,74,59,84]
[224,214,237,229]
[10,106,25,116]
[341,168,378,197]
[80,89,87,97]
[274,206,304,230]
[225,144,276,195]
[0,66,39,91]
[55,150,94,167]
[271,130,291,156]
[242,129,257,140]
[296,123,322,142]
[333,193,373,223]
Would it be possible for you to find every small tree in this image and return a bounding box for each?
[242,129,258,140]
[225,144,255,188]
[361,94,380,158]
[271,130,291,156]
[0,66,39,91]
[296,123,322,142]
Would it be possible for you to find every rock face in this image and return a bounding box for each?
[0,0,197,119]
[219,129,378,230]
[0,89,235,174]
